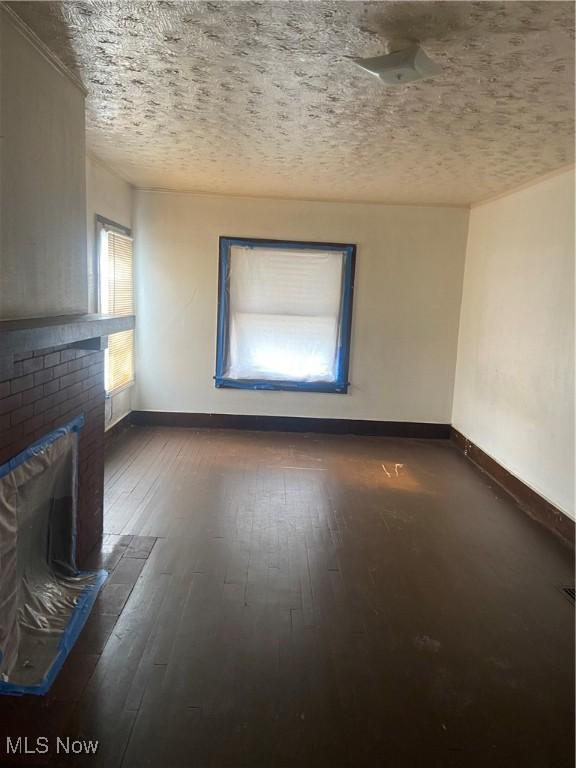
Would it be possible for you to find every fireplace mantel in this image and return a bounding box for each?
[0,313,135,355]
[0,318,118,563]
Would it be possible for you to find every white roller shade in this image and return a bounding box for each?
[225,246,345,382]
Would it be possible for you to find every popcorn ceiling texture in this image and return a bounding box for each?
[10,1,575,204]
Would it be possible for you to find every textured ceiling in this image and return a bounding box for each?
[10,1,575,204]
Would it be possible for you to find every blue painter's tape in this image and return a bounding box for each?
[0,569,108,697]
[0,413,106,697]
[215,237,356,395]
[0,415,85,481]
[214,376,347,394]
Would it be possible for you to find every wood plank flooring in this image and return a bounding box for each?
[0,426,574,767]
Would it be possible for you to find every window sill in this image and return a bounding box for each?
[105,381,135,399]
[214,377,348,394]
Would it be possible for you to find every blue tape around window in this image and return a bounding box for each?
[0,414,85,481]
[215,237,356,394]
[214,376,348,394]
[0,569,108,697]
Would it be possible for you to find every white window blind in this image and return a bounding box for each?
[98,227,135,394]
[225,246,345,382]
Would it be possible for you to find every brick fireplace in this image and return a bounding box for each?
[0,344,104,566]
[0,313,134,567]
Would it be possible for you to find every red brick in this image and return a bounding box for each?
[43,351,61,368]
[43,404,61,425]
[43,379,60,396]
[33,368,54,386]
[11,374,34,394]
[21,385,45,405]
[60,381,84,401]
[60,349,77,363]
[21,356,44,375]
[0,393,22,414]
[34,392,59,415]
[11,404,34,426]
[52,362,70,379]
[61,394,85,418]
[88,362,104,378]
[67,357,86,373]
[22,413,45,436]
[83,382,102,399]
[0,342,107,567]
[0,433,24,465]
[59,370,87,390]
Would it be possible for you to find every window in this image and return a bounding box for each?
[96,216,135,394]
[215,237,356,393]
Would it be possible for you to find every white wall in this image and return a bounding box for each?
[452,169,575,518]
[0,8,87,319]
[134,192,469,423]
[85,152,134,429]
[86,152,133,311]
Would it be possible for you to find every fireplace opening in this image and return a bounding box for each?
[0,416,107,695]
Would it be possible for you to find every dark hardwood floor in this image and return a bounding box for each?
[1,426,574,767]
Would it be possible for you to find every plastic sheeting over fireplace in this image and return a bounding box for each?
[0,416,107,696]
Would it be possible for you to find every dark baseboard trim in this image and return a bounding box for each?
[109,414,573,543]
[129,411,451,439]
[104,412,132,448]
[451,427,574,546]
